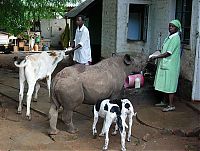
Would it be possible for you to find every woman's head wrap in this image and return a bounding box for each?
[170,19,182,32]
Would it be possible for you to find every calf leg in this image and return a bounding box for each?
[127,114,133,142]
[99,119,106,137]
[17,68,25,114]
[33,82,40,102]
[48,103,59,135]
[120,129,127,151]
[112,123,118,135]
[92,107,99,137]
[102,117,112,151]
[26,81,36,120]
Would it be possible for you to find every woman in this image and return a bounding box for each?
[151,19,181,112]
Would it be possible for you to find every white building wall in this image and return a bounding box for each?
[180,0,198,81]
[192,0,200,101]
[41,19,66,47]
[116,0,151,56]
[115,0,176,57]
[148,0,176,54]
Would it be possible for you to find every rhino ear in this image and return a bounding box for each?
[123,54,132,65]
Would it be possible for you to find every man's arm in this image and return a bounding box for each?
[65,44,82,55]
[71,44,82,52]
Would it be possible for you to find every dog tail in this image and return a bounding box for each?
[117,115,123,133]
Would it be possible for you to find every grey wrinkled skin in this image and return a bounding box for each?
[48,55,144,134]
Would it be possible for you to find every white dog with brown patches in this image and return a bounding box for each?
[14,51,66,120]
[93,98,136,151]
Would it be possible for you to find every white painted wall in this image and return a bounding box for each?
[180,0,198,81]
[116,0,151,55]
[115,0,176,56]
[192,0,200,101]
[41,19,66,47]
[149,0,176,54]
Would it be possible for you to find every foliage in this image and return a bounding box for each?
[0,0,80,36]
[61,23,70,49]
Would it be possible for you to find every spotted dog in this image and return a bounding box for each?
[111,98,137,142]
[92,98,136,151]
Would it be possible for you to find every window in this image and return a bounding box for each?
[127,4,148,41]
[176,0,192,44]
[30,20,41,32]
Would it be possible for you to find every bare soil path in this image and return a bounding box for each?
[0,54,199,150]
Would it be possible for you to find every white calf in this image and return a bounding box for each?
[14,51,66,120]
[93,99,136,151]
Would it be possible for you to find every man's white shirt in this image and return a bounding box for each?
[73,25,92,64]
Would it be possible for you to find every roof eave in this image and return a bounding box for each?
[65,0,95,18]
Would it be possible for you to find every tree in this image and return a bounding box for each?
[0,0,81,36]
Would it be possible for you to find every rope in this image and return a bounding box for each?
[136,114,163,131]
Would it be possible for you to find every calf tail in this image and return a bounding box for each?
[14,60,28,68]
[117,115,123,133]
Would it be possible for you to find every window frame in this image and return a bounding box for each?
[127,4,149,42]
[175,0,192,45]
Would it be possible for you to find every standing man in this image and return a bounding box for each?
[67,15,92,65]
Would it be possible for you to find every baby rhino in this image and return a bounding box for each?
[92,98,136,151]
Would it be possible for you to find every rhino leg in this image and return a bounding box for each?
[62,110,78,134]
[54,77,83,134]
[48,103,59,135]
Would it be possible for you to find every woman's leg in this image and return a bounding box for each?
[163,93,168,103]
[169,93,174,106]
[155,92,167,106]
[162,93,175,112]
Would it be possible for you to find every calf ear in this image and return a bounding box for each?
[123,54,132,65]
[112,52,117,57]
[13,56,18,61]
[50,51,57,56]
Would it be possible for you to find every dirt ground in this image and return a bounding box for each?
[0,53,199,151]
[0,93,199,151]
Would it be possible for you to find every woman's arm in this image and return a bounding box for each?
[151,52,171,60]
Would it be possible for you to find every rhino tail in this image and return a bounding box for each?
[50,78,61,110]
